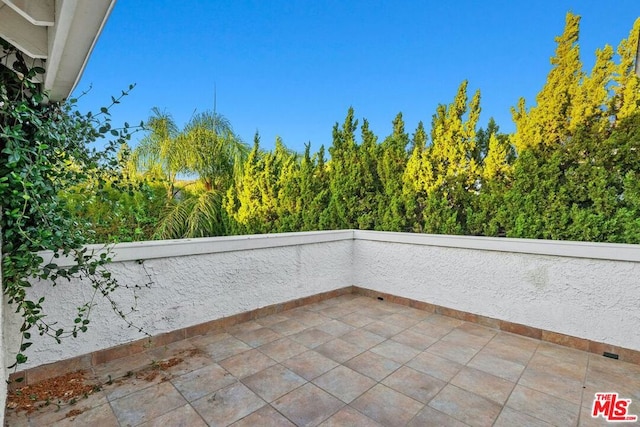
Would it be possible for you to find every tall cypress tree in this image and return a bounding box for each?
[377,113,409,231]
[511,12,583,152]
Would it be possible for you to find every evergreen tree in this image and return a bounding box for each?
[612,18,640,121]
[377,113,409,231]
[300,145,330,230]
[322,107,361,228]
[402,121,428,232]
[511,12,583,152]
[224,132,265,233]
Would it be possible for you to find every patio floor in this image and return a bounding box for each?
[5,294,640,426]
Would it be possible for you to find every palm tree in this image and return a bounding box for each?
[146,110,249,239]
[132,107,182,199]
[179,111,248,192]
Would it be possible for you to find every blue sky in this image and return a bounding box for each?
[75,1,639,153]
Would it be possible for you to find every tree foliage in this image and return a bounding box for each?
[1,39,146,367]
[64,13,640,246]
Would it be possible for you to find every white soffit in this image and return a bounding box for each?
[0,0,116,101]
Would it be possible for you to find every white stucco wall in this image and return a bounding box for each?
[3,229,640,378]
[353,231,640,352]
[1,245,6,424]
[3,231,354,370]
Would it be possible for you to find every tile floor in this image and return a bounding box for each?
[5,294,640,426]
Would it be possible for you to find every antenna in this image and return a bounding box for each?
[213,82,217,116]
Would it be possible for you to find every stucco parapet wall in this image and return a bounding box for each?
[38,230,356,267]
[353,230,640,262]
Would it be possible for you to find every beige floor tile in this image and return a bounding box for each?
[157,349,215,378]
[391,328,439,351]
[352,383,424,426]
[429,384,502,427]
[138,403,207,427]
[382,365,446,403]
[26,393,111,427]
[232,327,282,347]
[455,322,498,339]
[441,328,494,348]
[355,305,396,320]
[528,353,587,383]
[467,351,526,382]
[425,339,482,364]
[409,319,458,339]
[493,406,553,427]
[362,320,405,338]
[407,405,470,427]
[588,353,640,379]
[188,331,232,349]
[490,331,540,352]
[339,312,375,328]
[450,367,515,405]
[315,319,356,337]
[305,301,336,312]
[315,338,365,363]
[258,337,309,362]
[312,365,376,403]
[219,348,277,378]
[110,381,187,426]
[200,336,252,362]
[319,406,382,426]
[103,370,167,402]
[242,365,306,402]
[518,365,584,405]
[289,328,335,348]
[586,356,640,401]
[422,314,464,329]
[269,319,309,336]
[19,295,640,427]
[318,305,357,319]
[370,340,420,364]
[3,411,30,427]
[536,341,590,365]
[171,363,236,402]
[282,350,340,381]
[191,382,266,426]
[480,340,537,365]
[42,403,120,427]
[392,306,433,320]
[383,313,421,329]
[345,351,402,382]
[272,383,344,427]
[226,320,262,335]
[341,329,386,350]
[286,310,329,327]
[506,384,580,426]
[147,339,198,361]
[583,375,640,406]
[92,352,154,383]
[407,351,464,382]
[256,313,290,327]
[230,405,296,426]
[578,402,626,427]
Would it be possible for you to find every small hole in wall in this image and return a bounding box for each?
[603,352,619,360]
[377,297,384,301]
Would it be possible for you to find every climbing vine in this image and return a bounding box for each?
[1,39,145,369]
